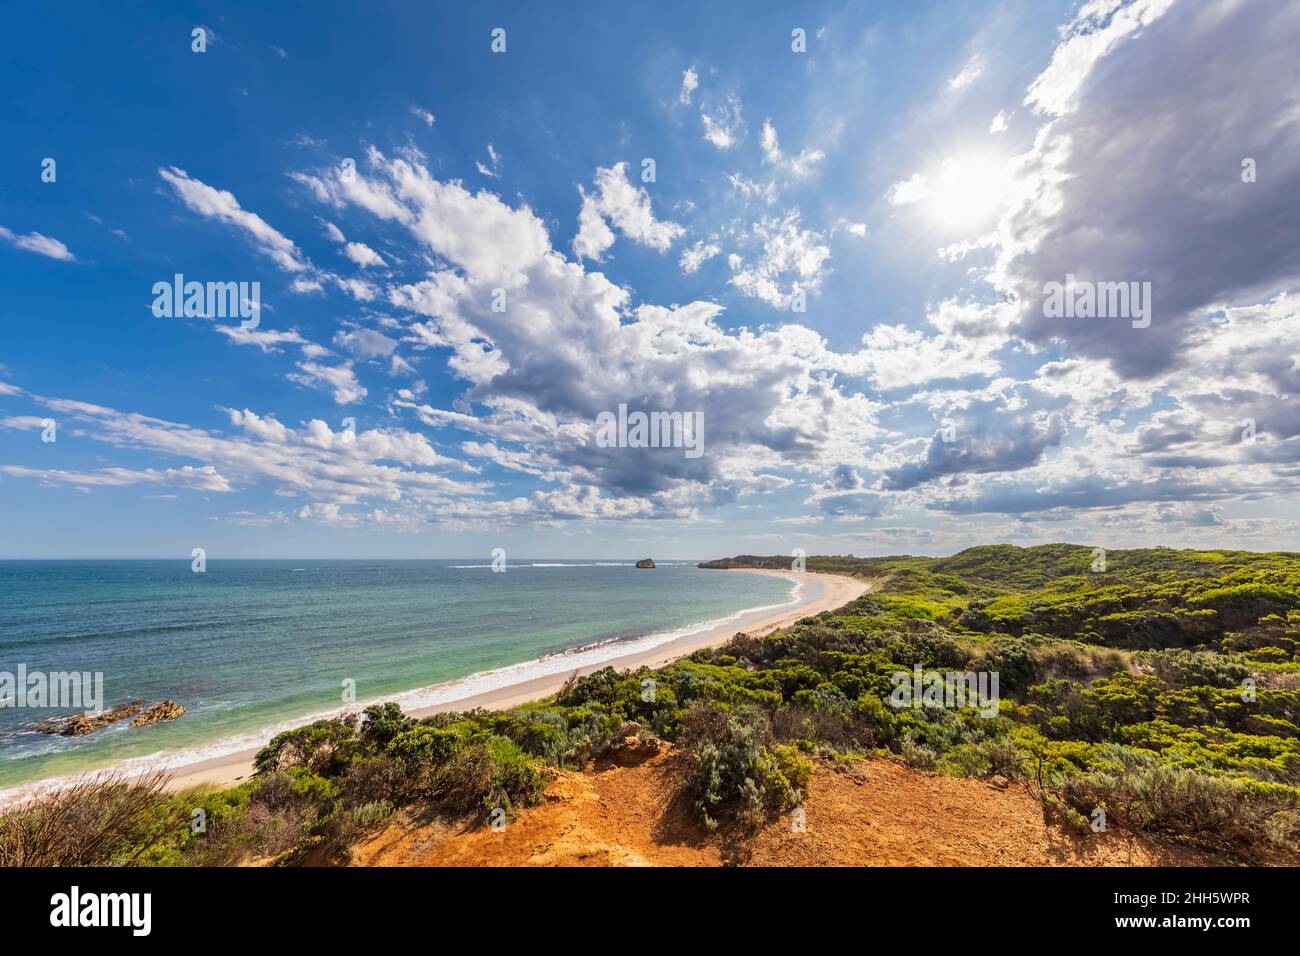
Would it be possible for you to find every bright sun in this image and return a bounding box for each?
[924,154,1013,231]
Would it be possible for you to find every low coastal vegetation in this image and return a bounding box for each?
[2,544,1297,865]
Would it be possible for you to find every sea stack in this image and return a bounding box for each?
[635,558,656,569]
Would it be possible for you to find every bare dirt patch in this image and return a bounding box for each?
[349,750,1223,867]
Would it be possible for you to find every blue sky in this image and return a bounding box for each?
[2,0,1298,559]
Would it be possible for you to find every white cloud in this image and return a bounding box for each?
[476,143,502,179]
[886,171,929,206]
[331,275,379,301]
[0,226,74,261]
[213,326,314,353]
[288,361,367,404]
[947,54,984,93]
[410,106,435,126]
[0,464,231,492]
[334,327,398,360]
[679,239,721,274]
[853,324,1001,389]
[158,166,310,272]
[1025,0,1176,117]
[729,212,831,309]
[989,111,1010,133]
[759,119,825,178]
[343,241,385,267]
[728,173,777,204]
[678,67,699,105]
[701,93,743,150]
[0,388,489,524]
[573,163,685,261]
[290,277,325,294]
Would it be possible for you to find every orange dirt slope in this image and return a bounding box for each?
[349,748,1223,867]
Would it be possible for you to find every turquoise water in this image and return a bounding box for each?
[0,560,795,790]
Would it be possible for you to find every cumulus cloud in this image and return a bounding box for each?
[334,327,398,360]
[853,324,1001,390]
[728,213,831,309]
[343,241,385,267]
[679,239,721,274]
[573,163,685,261]
[290,147,887,519]
[883,401,1067,491]
[809,465,886,518]
[994,0,1300,379]
[287,361,366,404]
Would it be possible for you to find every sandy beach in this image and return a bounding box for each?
[4,568,869,802]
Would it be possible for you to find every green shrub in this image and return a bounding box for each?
[679,703,804,830]
[386,724,461,766]
[771,744,813,795]
[360,702,412,747]
[254,714,360,776]
[434,736,547,821]
[939,737,1026,779]
[1062,759,1300,858]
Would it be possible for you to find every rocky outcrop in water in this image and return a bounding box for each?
[28,698,185,736]
[130,699,186,727]
[635,558,656,568]
[30,700,146,736]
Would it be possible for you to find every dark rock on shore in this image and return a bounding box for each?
[635,558,656,568]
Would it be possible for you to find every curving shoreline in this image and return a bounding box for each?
[0,568,869,806]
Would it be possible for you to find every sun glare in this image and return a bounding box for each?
[925,154,1012,231]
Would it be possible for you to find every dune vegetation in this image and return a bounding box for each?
[2,544,1297,866]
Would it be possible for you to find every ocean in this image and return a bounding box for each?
[0,560,796,791]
